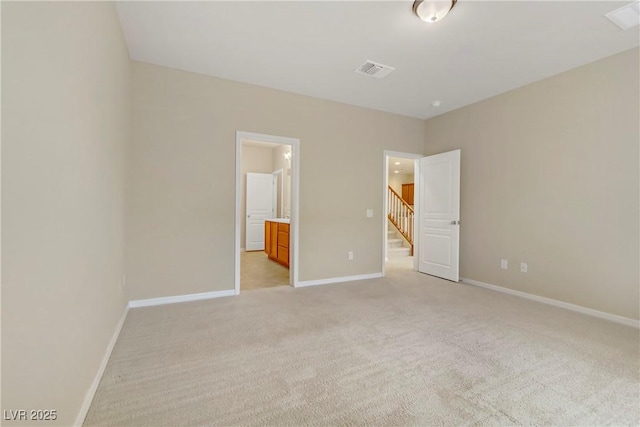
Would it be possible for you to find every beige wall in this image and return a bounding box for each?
[424,48,640,320]
[2,2,131,425]
[240,145,276,249]
[2,3,636,423]
[127,61,425,299]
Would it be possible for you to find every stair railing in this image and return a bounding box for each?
[387,186,414,255]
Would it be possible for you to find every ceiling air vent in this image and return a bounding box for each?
[355,60,395,79]
[605,1,640,30]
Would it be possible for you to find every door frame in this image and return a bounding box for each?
[382,150,423,277]
[235,131,300,294]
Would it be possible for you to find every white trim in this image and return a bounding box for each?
[411,157,420,273]
[128,290,235,308]
[382,154,388,277]
[290,138,300,287]
[74,305,129,427]
[235,138,242,295]
[382,150,422,277]
[236,131,301,294]
[297,272,383,288]
[461,277,639,328]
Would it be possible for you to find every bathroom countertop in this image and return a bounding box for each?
[266,218,290,224]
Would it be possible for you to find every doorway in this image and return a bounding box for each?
[382,149,461,282]
[383,151,421,275]
[235,131,300,294]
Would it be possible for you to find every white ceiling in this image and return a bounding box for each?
[389,157,415,176]
[116,1,639,119]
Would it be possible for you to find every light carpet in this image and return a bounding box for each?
[85,262,639,426]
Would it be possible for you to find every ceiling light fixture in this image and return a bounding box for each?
[413,0,457,23]
[394,170,400,174]
[394,161,401,165]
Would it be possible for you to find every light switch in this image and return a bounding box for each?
[366,209,373,218]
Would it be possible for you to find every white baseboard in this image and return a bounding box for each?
[75,305,129,426]
[461,277,639,329]
[297,272,383,288]
[128,289,236,308]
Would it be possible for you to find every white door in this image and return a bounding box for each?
[246,172,274,251]
[418,150,460,281]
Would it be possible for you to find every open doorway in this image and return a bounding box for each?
[382,150,462,281]
[235,131,300,293]
[382,151,422,275]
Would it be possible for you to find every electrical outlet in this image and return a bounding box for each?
[366,209,373,218]
[501,259,508,270]
[520,262,528,273]
[121,275,126,290]
[348,251,354,260]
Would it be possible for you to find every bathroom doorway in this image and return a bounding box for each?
[235,131,300,293]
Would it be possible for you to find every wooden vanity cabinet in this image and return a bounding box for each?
[264,220,289,268]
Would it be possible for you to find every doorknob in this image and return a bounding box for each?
[450,220,460,225]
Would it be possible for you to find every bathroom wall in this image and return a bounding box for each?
[272,144,293,218]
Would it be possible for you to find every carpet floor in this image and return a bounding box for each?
[84,262,639,426]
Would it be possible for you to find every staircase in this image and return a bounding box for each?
[387,225,412,258]
[387,186,414,258]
